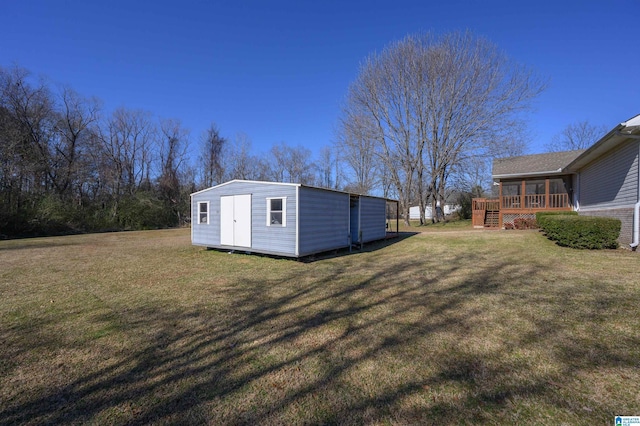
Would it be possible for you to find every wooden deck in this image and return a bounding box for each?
[472,195,572,228]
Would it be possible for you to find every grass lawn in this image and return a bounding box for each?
[398,218,473,232]
[1,228,639,425]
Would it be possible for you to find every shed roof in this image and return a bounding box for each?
[190,179,397,202]
[492,150,586,178]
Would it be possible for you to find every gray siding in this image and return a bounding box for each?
[359,196,387,243]
[191,192,220,246]
[250,184,297,256]
[580,139,639,210]
[298,187,350,256]
[191,181,298,256]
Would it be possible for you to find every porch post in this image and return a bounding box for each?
[521,180,526,208]
[499,182,503,227]
[545,178,550,209]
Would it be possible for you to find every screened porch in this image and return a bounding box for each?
[472,177,574,228]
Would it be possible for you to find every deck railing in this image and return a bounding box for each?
[501,194,570,210]
[548,193,570,208]
[472,194,571,227]
[472,198,500,211]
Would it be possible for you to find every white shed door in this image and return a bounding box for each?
[220,194,252,248]
[233,194,252,247]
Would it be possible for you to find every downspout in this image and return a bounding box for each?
[574,173,580,212]
[631,201,640,250]
[295,186,300,256]
[623,132,640,249]
[631,141,640,249]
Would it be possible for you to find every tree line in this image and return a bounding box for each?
[7,30,590,237]
[0,66,339,238]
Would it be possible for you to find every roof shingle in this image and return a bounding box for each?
[492,150,586,177]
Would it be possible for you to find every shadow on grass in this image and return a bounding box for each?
[207,232,420,263]
[1,242,639,424]
[303,231,420,262]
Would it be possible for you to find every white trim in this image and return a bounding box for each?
[295,186,299,256]
[191,179,301,196]
[197,201,210,225]
[266,197,287,227]
[493,169,564,179]
[622,114,640,128]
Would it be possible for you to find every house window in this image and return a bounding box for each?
[525,180,546,208]
[549,178,568,194]
[266,197,286,226]
[198,201,209,224]
[502,182,521,196]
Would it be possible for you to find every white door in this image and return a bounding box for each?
[220,196,234,246]
[233,194,252,247]
[220,194,252,248]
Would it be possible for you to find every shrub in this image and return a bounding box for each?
[538,215,621,249]
[535,211,579,218]
[513,217,538,230]
[536,211,578,230]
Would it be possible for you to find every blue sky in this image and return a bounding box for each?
[2,0,638,161]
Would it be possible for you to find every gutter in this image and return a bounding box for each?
[492,168,564,179]
[615,130,640,140]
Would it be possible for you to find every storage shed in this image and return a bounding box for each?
[191,180,397,257]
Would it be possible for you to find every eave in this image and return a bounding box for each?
[565,114,640,172]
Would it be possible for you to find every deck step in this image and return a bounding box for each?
[484,210,500,227]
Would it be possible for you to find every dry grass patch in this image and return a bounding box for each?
[1,228,639,424]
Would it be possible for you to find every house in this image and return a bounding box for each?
[191,180,398,257]
[472,149,585,228]
[409,204,460,220]
[473,113,640,247]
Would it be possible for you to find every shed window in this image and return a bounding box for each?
[267,197,286,226]
[198,201,209,224]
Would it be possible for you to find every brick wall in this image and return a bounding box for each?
[579,208,634,246]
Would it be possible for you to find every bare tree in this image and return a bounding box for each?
[199,123,226,188]
[51,87,101,200]
[158,118,190,225]
[286,144,315,184]
[335,114,378,194]
[340,31,545,224]
[223,133,256,180]
[97,108,155,217]
[268,142,288,183]
[0,66,56,198]
[544,120,607,152]
[315,145,336,189]
[268,142,315,184]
